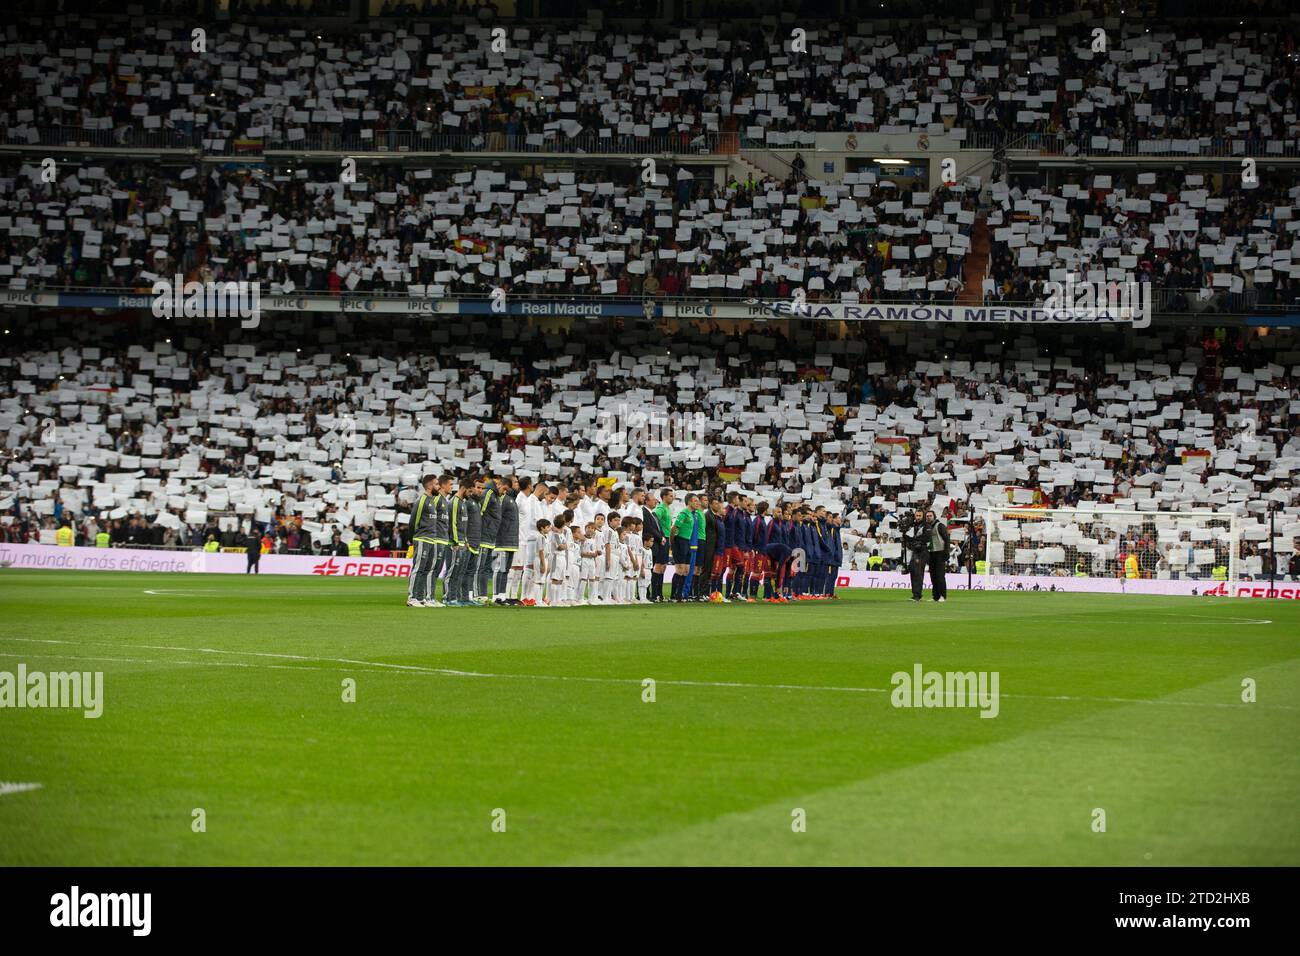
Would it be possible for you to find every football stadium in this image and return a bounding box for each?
[1,0,1299,895]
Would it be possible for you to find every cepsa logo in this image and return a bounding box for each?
[1202,582,1300,599]
[311,558,411,578]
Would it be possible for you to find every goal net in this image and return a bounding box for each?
[982,507,1238,582]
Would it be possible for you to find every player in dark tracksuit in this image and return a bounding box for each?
[737,505,758,600]
[803,514,818,597]
[783,512,801,599]
[806,514,823,596]
[464,480,484,602]
[761,507,791,601]
[800,513,817,597]
[707,503,728,597]
[694,500,717,600]
[723,502,747,600]
[789,513,809,597]
[407,475,441,605]
[476,480,501,601]
[827,515,843,598]
[753,507,773,600]
[425,474,454,603]
[782,514,797,597]
[813,512,833,597]
[493,477,518,603]
[445,479,476,605]
[747,507,766,600]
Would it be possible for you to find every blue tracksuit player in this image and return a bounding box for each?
[827,514,843,598]
[811,512,831,596]
[760,506,792,601]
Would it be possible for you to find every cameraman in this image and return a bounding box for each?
[899,507,930,603]
[899,508,951,603]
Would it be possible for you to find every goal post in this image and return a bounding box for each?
[981,507,1238,584]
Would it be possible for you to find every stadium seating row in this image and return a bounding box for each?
[5,158,1299,306]
[3,13,1297,155]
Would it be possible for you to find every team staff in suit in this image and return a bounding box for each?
[639,489,669,602]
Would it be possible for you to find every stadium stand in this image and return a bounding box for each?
[2,314,1296,580]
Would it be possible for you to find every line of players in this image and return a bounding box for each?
[405,472,846,608]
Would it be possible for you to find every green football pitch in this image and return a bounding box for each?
[1,569,1296,866]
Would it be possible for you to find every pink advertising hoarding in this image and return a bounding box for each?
[2,544,1295,599]
[0,543,411,579]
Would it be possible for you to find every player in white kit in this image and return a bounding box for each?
[588,512,609,603]
[521,517,550,607]
[563,513,581,604]
[578,522,600,605]
[511,478,541,602]
[636,520,653,602]
[548,512,570,606]
[621,519,641,603]
[602,513,623,603]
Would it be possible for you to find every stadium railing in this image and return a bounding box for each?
[1005,133,1300,159]
[4,128,731,156]
[259,130,732,155]
[5,126,203,151]
[12,125,1297,160]
[7,286,1297,319]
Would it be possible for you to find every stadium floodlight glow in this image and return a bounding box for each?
[873,158,909,165]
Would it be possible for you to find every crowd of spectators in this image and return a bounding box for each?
[3,313,1297,578]
[986,167,1300,310]
[0,158,978,302]
[7,156,1299,308]
[2,11,1296,154]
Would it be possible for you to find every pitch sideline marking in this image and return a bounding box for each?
[0,651,415,676]
[1161,615,1272,625]
[141,587,365,596]
[1,638,1292,711]
[0,782,43,797]
[134,587,1280,626]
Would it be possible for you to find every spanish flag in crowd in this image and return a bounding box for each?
[717,466,743,483]
[876,435,911,455]
[1003,487,1048,508]
[504,420,540,442]
[458,236,491,255]
[1180,448,1212,464]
